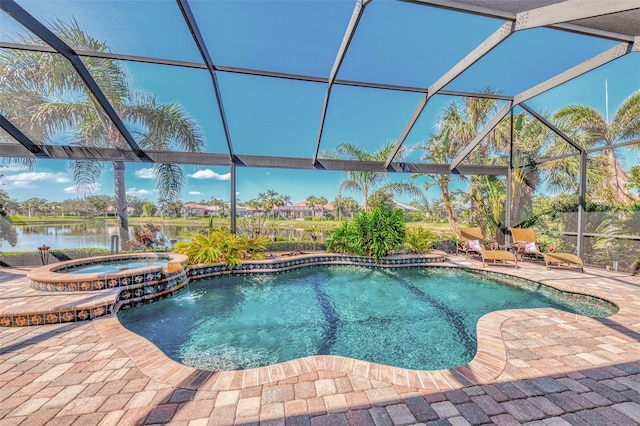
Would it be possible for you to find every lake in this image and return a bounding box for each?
[5,223,199,253]
[3,223,325,253]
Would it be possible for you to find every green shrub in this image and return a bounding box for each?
[327,208,406,261]
[405,227,434,254]
[174,228,270,268]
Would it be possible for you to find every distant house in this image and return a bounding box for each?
[279,201,334,219]
[393,200,420,214]
[184,202,220,216]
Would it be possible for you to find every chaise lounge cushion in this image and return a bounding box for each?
[468,239,481,251]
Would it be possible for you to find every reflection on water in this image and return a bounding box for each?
[7,223,201,252]
[4,223,326,252]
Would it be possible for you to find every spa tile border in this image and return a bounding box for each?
[185,252,447,282]
[27,253,188,292]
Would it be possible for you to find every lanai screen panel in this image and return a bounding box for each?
[318,85,424,156]
[12,0,202,62]
[0,47,126,148]
[391,94,454,164]
[217,73,326,157]
[115,60,228,156]
[189,0,353,77]
[337,0,505,88]
[445,27,618,96]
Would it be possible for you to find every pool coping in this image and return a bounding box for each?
[92,255,634,392]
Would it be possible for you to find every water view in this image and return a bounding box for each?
[3,223,326,252]
[5,223,195,252]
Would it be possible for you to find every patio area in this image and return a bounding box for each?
[1,256,640,425]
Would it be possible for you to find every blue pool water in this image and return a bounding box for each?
[118,266,615,371]
[66,260,168,274]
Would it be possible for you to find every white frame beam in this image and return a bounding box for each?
[312,0,371,164]
[515,0,640,31]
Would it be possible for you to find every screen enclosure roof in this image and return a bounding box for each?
[1,0,639,176]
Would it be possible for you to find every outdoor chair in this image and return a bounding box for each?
[508,227,584,272]
[456,227,498,259]
[456,227,517,268]
[478,245,518,268]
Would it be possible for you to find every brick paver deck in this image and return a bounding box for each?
[1,257,640,425]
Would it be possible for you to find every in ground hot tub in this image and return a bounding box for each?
[14,253,189,327]
[28,253,188,292]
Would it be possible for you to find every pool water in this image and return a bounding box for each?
[66,260,168,274]
[118,266,615,371]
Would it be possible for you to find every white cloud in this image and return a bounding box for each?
[189,169,230,181]
[63,183,102,194]
[126,188,154,196]
[135,168,155,179]
[189,191,204,196]
[5,172,71,189]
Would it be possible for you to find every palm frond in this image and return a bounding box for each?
[70,160,103,192]
[613,91,640,141]
[155,163,184,201]
[125,96,204,152]
[553,105,608,146]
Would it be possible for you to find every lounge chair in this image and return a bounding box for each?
[478,245,518,268]
[457,227,517,268]
[456,227,497,259]
[508,227,584,272]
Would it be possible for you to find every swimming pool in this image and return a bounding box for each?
[118,266,616,371]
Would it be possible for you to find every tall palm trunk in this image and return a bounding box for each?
[113,161,130,245]
[440,176,458,236]
[605,148,634,205]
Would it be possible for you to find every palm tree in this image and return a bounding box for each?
[327,142,420,211]
[553,91,640,205]
[332,195,359,220]
[317,196,328,219]
[0,20,203,244]
[414,132,465,236]
[305,195,320,218]
[209,198,227,218]
[508,113,551,227]
[258,190,285,220]
[414,91,502,236]
[280,195,292,219]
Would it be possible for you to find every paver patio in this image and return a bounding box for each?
[1,256,640,425]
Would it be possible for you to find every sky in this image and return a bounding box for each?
[1,0,639,206]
